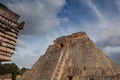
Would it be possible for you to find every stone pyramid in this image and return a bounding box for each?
[17,32,120,80]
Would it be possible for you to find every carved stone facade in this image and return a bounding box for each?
[17,32,120,80]
[0,3,24,62]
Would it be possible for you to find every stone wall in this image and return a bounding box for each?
[0,3,25,61]
[0,74,12,80]
[78,74,120,80]
[0,3,19,22]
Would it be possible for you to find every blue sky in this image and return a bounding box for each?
[1,0,120,68]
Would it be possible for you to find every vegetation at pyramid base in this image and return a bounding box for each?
[0,63,28,80]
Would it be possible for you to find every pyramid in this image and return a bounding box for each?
[17,32,120,80]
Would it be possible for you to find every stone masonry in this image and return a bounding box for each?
[17,32,120,80]
[0,3,25,62]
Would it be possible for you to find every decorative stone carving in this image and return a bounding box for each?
[0,3,25,62]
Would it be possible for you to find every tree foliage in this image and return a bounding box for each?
[0,63,28,80]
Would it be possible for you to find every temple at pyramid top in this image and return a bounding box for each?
[53,32,90,49]
[17,32,120,80]
[54,32,88,42]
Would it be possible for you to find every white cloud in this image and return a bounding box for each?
[81,0,120,41]
[11,34,58,68]
[60,17,69,23]
[7,0,65,35]
[115,0,120,11]
[3,0,66,68]
[79,1,120,66]
[16,38,27,48]
[85,0,104,20]
[3,0,120,68]
[82,0,111,30]
[104,47,120,54]
[98,25,120,40]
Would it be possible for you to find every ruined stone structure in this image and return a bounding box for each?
[0,3,24,62]
[18,32,120,80]
[0,74,12,80]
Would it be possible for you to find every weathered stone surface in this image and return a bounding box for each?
[0,3,25,62]
[18,32,120,80]
[0,74,12,80]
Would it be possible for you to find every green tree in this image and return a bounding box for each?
[0,63,6,74]
[20,67,28,75]
[0,63,28,80]
[0,63,21,80]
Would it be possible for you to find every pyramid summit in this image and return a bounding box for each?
[17,32,120,80]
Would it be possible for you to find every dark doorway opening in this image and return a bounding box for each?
[60,43,64,47]
[68,76,73,80]
[89,78,95,80]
